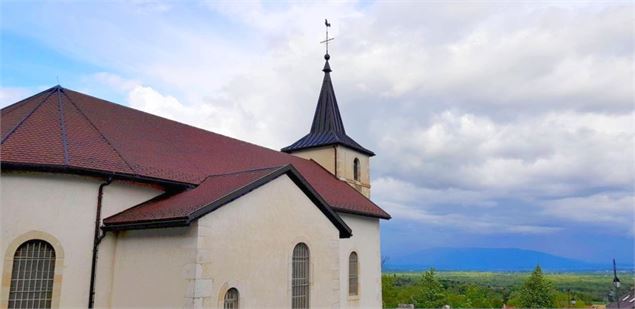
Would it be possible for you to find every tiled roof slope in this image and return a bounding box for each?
[1,86,390,220]
[281,60,375,156]
[105,167,282,224]
[103,165,353,238]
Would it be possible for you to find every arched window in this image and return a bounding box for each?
[8,240,56,309]
[223,288,239,309]
[353,158,360,181]
[292,243,310,309]
[348,252,359,296]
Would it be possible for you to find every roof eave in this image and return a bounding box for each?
[281,142,375,157]
[332,206,391,220]
[1,162,194,189]
[101,217,189,231]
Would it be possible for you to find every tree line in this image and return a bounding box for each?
[383,266,601,308]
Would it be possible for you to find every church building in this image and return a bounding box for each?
[0,53,390,308]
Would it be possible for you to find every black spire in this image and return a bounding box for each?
[310,55,343,134]
[281,55,375,156]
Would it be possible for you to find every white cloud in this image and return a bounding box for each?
[3,0,633,245]
[130,0,172,13]
[373,109,633,236]
[92,72,139,92]
[377,111,634,196]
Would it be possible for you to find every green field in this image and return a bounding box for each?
[382,271,634,308]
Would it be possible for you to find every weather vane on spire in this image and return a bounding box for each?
[320,19,334,60]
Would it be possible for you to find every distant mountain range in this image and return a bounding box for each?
[385,247,634,272]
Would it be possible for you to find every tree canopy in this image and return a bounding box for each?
[514,265,556,308]
[383,270,621,308]
[412,270,447,308]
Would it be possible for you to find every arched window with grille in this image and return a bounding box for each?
[223,288,239,309]
[8,239,56,309]
[353,158,360,181]
[348,252,359,296]
[292,243,310,309]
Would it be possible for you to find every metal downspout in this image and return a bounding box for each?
[89,177,112,308]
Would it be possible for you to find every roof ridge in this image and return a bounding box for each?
[202,165,287,181]
[61,90,138,175]
[1,88,56,144]
[0,86,58,115]
[56,88,70,165]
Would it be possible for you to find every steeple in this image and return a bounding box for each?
[310,55,343,134]
[281,54,374,156]
[282,20,374,198]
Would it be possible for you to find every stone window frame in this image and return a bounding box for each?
[1,231,64,309]
[348,251,359,297]
[223,287,239,309]
[291,242,310,309]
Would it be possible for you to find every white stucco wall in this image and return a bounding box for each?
[105,226,198,308]
[1,170,384,309]
[0,171,162,309]
[338,213,382,309]
[196,174,342,309]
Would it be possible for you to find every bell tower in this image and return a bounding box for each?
[282,48,375,198]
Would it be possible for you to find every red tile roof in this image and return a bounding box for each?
[103,165,353,238]
[1,86,390,221]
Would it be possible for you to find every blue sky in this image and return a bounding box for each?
[1,1,633,266]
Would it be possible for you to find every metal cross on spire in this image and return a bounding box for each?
[320,19,334,59]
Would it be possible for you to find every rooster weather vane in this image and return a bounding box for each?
[320,19,334,59]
